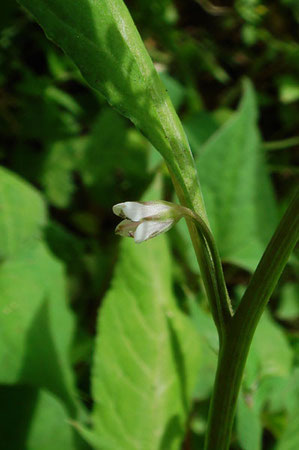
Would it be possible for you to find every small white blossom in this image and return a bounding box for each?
[113,201,182,243]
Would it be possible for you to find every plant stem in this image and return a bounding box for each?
[177,205,233,338]
[204,189,299,450]
[204,331,249,450]
[169,171,226,336]
[263,136,299,150]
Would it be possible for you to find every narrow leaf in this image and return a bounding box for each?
[17,0,201,209]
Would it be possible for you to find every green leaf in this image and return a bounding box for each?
[183,112,219,157]
[0,166,46,261]
[0,241,78,416]
[196,80,278,271]
[17,0,199,205]
[91,235,201,449]
[0,386,82,450]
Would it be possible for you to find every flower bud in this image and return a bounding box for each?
[113,201,182,243]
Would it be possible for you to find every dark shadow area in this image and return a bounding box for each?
[0,384,38,449]
[167,316,188,414]
[159,414,182,450]
[19,297,77,417]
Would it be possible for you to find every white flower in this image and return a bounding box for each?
[113,201,182,243]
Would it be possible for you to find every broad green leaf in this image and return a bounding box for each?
[17,0,202,212]
[195,80,278,271]
[0,386,82,450]
[236,393,262,450]
[183,112,219,157]
[0,166,46,260]
[0,241,78,415]
[91,235,201,449]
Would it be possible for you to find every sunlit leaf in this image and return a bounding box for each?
[196,80,278,271]
[91,235,201,449]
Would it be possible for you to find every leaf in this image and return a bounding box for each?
[0,166,46,261]
[0,385,82,450]
[196,80,278,271]
[91,235,201,449]
[17,0,196,196]
[183,112,219,157]
[0,241,78,416]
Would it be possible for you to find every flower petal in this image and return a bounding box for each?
[112,203,127,219]
[115,219,139,237]
[113,201,172,221]
[134,219,173,243]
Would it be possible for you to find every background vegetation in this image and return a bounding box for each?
[0,0,298,449]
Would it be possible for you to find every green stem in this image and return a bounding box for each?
[178,206,233,338]
[204,189,299,450]
[263,136,299,151]
[169,171,226,337]
[190,210,233,321]
[204,331,249,450]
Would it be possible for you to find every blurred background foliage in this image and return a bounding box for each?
[0,0,298,449]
